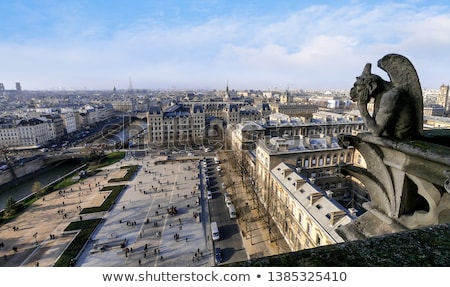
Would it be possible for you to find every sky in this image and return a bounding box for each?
[1,0,450,91]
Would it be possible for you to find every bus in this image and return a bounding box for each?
[211,222,220,241]
[228,203,236,219]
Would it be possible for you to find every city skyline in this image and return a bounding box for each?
[1,0,450,91]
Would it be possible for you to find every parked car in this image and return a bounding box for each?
[215,247,222,264]
[207,190,213,199]
[224,192,231,205]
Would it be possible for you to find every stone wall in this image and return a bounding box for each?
[228,223,450,266]
[0,157,45,186]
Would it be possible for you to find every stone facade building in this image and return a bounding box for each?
[146,104,205,148]
[267,162,353,250]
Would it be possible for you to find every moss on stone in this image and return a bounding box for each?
[227,224,450,267]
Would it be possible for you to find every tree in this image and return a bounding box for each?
[89,148,105,164]
[32,181,43,196]
[4,196,17,216]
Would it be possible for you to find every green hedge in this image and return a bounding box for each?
[54,184,126,266]
[108,165,139,182]
[54,218,102,267]
[80,185,126,214]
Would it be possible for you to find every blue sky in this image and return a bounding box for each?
[1,0,450,91]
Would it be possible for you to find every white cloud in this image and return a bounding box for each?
[1,2,450,90]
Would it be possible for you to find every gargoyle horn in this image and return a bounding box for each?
[362,63,372,75]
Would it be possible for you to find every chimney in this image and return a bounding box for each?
[348,207,358,217]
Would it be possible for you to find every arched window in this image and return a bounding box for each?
[346,153,352,162]
[333,154,338,164]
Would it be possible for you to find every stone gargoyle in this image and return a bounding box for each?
[350,53,423,139]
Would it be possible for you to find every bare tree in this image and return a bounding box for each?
[32,181,43,196]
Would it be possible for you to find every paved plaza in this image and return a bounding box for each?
[76,154,213,267]
[0,151,289,267]
[0,164,115,267]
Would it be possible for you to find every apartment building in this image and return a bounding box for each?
[16,118,53,148]
[271,102,320,117]
[0,116,65,148]
[229,128,357,252]
[230,111,366,153]
[146,100,273,147]
[437,84,449,115]
[0,117,18,147]
[268,162,353,250]
[146,104,205,148]
[0,103,115,148]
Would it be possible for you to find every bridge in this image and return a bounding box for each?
[41,148,93,164]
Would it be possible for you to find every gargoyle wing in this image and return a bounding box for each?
[377,53,423,136]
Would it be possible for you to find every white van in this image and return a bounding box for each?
[228,203,236,219]
[211,222,220,241]
[214,157,220,164]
